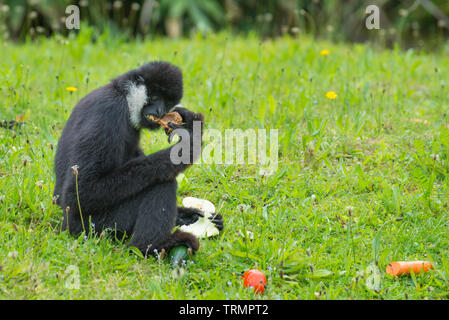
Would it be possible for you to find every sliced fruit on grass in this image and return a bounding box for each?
[386,261,434,276]
[179,216,220,238]
[242,269,267,294]
[169,245,192,267]
[182,197,215,214]
[179,197,220,238]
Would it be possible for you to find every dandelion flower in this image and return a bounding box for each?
[66,86,78,92]
[325,91,338,99]
[71,165,79,175]
[320,49,330,56]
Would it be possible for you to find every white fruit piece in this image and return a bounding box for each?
[182,197,216,216]
[180,197,220,238]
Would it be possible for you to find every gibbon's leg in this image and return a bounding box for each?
[128,181,199,257]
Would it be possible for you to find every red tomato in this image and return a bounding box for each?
[242,269,267,294]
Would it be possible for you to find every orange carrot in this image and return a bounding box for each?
[386,261,434,276]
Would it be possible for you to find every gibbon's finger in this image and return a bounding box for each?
[168,122,184,131]
[165,123,180,142]
[167,123,185,143]
[193,112,205,123]
[211,221,224,231]
[181,207,205,218]
[173,107,196,129]
[209,214,224,230]
[176,207,205,226]
[172,106,192,121]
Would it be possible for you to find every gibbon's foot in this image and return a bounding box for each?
[209,213,224,231]
[176,207,204,226]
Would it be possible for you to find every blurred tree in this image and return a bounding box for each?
[157,0,223,37]
[0,0,447,46]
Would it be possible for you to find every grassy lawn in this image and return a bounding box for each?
[1,29,449,299]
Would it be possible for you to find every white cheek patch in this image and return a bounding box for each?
[126,82,148,129]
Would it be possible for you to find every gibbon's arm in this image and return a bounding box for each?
[74,146,192,210]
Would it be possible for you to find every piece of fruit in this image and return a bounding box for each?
[179,216,220,238]
[242,269,267,294]
[179,197,220,239]
[169,245,192,267]
[182,197,215,214]
[146,111,182,132]
[386,261,434,276]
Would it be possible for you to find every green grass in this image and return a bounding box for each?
[1,29,449,299]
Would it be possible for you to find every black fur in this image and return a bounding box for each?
[53,61,222,256]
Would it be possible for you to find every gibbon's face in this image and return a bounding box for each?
[126,83,174,130]
[140,92,170,129]
[125,62,183,130]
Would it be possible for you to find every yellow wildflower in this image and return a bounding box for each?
[325,91,338,99]
[66,86,78,92]
[320,49,330,56]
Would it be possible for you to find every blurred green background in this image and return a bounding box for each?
[0,0,448,47]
